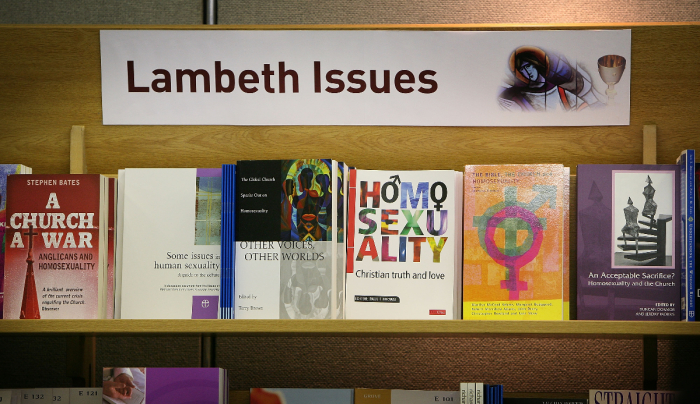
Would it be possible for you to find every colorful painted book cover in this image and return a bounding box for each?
[577,164,681,320]
[345,169,463,320]
[235,159,342,319]
[119,168,222,319]
[463,164,565,320]
[0,164,30,318]
[355,388,459,404]
[103,367,227,404]
[677,150,695,321]
[3,174,107,319]
[251,388,353,404]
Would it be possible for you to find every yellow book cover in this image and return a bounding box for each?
[463,164,565,320]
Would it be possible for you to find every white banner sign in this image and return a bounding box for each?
[100,30,631,126]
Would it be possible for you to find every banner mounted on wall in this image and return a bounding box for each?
[100,29,631,126]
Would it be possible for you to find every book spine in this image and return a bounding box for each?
[115,169,126,319]
[475,383,483,404]
[696,159,700,317]
[688,151,696,321]
[679,151,696,321]
[347,168,357,276]
[221,165,229,319]
[106,178,116,319]
[339,162,349,319]
[221,164,236,319]
[99,175,108,319]
[331,160,340,319]
[460,383,469,404]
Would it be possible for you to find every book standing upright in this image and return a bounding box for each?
[3,174,109,319]
[345,169,463,320]
[677,150,695,321]
[234,159,344,319]
[462,164,566,320]
[118,168,222,319]
[577,164,681,320]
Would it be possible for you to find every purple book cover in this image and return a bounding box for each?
[577,164,681,320]
[146,368,223,404]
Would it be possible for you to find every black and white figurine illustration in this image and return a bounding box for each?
[615,173,673,267]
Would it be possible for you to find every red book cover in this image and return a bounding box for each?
[3,174,106,319]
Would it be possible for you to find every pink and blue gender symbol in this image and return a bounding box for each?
[474,186,555,300]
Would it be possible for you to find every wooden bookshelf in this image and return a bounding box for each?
[1,319,699,337]
[1,22,700,394]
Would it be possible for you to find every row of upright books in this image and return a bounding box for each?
[0,152,695,321]
[251,388,680,404]
[0,367,229,404]
[2,377,683,404]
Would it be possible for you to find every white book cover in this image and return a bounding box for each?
[119,168,222,319]
[346,169,463,319]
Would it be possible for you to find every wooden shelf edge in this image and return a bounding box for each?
[2,22,699,30]
[0,319,698,336]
